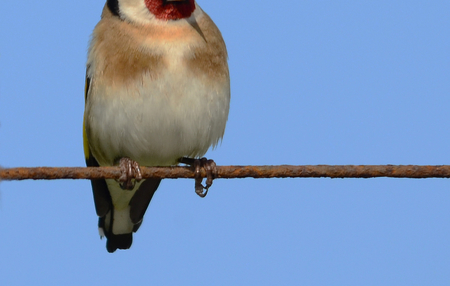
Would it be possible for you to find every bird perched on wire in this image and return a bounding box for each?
[83,0,230,253]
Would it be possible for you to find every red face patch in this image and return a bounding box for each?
[145,0,196,20]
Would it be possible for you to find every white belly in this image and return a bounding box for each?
[85,71,230,166]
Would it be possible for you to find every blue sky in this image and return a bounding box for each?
[1,0,450,285]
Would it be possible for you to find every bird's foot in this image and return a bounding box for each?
[180,157,217,198]
[118,157,142,190]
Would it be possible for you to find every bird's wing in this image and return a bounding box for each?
[129,178,161,231]
[83,69,161,235]
[84,71,111,217]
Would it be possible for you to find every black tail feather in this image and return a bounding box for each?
[94,178,161,253]
[106,233,133,253]
[99,217,133,253]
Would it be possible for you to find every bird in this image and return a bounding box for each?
[83,0,230,253]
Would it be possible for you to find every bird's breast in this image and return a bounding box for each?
[86,12,229,167]
[85,62,229,167]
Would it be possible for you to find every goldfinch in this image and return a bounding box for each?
[83,0,230,253]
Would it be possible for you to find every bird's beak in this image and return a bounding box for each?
[162,0,189,6]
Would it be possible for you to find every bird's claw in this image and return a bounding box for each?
[118,157,142,190]
[181,157,217,198]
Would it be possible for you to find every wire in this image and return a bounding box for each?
[1,165,450,180]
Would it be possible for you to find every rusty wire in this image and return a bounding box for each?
[1,165,450,181]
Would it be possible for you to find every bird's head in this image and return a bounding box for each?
[146,0,196,20]
[107,0,196,22]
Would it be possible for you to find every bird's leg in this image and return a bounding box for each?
[118,157,142,190]
[179,157,218,198]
